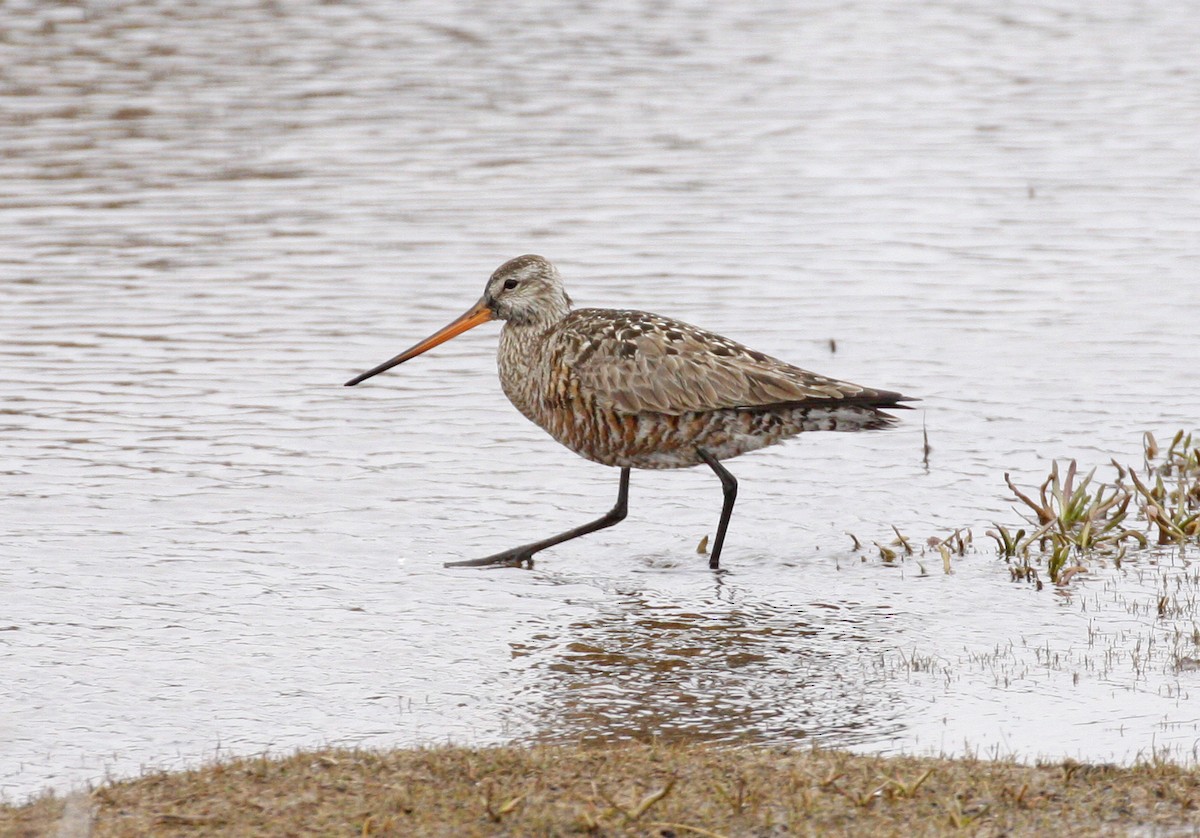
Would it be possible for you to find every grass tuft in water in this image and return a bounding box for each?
[988,430,1200,584]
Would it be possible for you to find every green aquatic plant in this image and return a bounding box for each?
[1005,461,1134,552]
[993,431,1200,585]
[1131,431,1200,545]
[986,523,1025,560]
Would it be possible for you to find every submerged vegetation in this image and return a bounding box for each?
[993,430,1200,586]
[859,430,1200,588]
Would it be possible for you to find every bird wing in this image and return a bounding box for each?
[555,309,902,416]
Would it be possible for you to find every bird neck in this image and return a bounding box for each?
[498,299,569,365]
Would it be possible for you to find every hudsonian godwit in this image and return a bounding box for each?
[346,255,913,570]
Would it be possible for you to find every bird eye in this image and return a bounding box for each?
[503,279,519,290]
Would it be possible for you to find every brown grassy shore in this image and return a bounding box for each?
[5,743,1200,837]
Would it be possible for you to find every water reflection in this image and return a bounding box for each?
[513,590,905,747]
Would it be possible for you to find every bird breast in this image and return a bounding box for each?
[497,322,562,427]
[498,320,614,459]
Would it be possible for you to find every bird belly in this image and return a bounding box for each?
[533,403,897,469]
[530,406,776,469]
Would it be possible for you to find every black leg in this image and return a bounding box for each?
[696,447,737,570]
[445,468,631,568]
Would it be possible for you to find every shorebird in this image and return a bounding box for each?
[346,255,912,570]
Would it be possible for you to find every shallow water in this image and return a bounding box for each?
[4,0,1200,801]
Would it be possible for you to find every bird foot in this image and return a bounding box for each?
[444,548,535,569]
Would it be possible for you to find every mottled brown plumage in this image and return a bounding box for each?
[491,258,909,469]
[346,255,913,569]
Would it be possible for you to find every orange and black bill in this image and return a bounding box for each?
[344,298,493,386]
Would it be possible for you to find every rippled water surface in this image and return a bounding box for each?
[4,0,1200,801]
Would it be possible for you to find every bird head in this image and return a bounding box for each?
[344,255,571,386]
[483,254,572,326]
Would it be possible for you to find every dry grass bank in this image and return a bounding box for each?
[4,743,1200,837]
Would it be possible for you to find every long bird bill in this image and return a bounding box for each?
[344,298,494,386]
